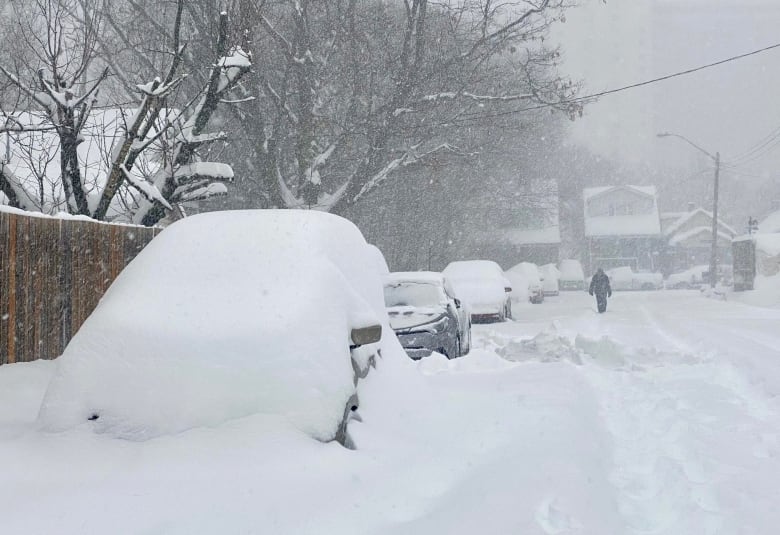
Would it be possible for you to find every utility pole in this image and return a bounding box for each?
[709,152,720,288]
[657,132,722,287]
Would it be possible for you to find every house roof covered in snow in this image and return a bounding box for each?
[663,207,737,238]
[583,185,656,202]
[668,226,734,247]
[583,185,661,237]
[755,233,780,256]
[759,210,780,234]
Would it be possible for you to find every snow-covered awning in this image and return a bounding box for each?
[585,214,661,237]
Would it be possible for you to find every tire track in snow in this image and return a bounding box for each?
[579,326,780,534]
[475,292,780,534]
[579,338,724,534]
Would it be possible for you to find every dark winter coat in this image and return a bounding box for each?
[589,269,612,297]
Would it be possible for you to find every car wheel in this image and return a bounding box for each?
[335,393,359,450]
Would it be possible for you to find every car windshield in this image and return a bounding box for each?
[384,282,443,307]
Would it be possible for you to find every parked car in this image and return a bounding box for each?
[558,259,586,291]
[443,260,512,322]
[607,266,663,291]
[666,265,709,289]
[505,262,544,304]
[539,264,561,296]
[37,210,393,449]
[384,272,471,360]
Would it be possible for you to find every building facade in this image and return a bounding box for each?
[660,207,736,275]
[583,185,663,274]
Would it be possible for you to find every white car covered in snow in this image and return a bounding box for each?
[558,259,586,291]
[443,260,512,322]
[606,266,663,291]
[37,210,398,448]
[539,263,561,296]
[666,265,709,289]
[505,262,545,304]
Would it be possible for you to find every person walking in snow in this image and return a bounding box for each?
[589,268,612,313]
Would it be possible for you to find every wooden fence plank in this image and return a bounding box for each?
[0,211,160,364]
[0,212,7,365]
[7,215,17,364]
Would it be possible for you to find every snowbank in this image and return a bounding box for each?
[756,233,780,257]
[731,273,780,308]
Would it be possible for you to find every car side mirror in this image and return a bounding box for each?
[350,324,382,348]
[454,298,461,308]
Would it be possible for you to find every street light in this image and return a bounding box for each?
[657,132,721,288]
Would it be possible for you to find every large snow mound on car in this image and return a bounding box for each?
[38,210,382,441]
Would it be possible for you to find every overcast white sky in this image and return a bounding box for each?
[554,0,780,205]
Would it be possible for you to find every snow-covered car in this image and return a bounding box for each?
[37,210,396,449]
[384,272,471,360]
[443,260,512,322]
[607,266,663,291]
[505,262,545,304]
[539,263,561,296]
[666,265,709,289]
[558,259,586,291]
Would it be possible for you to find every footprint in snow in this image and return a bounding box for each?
[535,498,580,534]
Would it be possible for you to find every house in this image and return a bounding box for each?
[660,204,736,274]
[1,109,157,218]
[468,223,560,270]
[466,183,561,269]
[583,185,663,273]
[502,224,561,266]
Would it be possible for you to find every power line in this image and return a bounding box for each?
[725,125,780,166]
[456,41,780,123]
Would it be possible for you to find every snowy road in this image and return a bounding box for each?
[484,290,780,534]
[1,290,780,534]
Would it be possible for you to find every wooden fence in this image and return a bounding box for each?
[0,210,160,364]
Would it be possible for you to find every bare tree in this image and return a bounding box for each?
[219,0,579,216]
[0,0,252,226]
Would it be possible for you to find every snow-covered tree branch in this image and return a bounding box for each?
[219,0,580,215]
[0,0,252,225]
